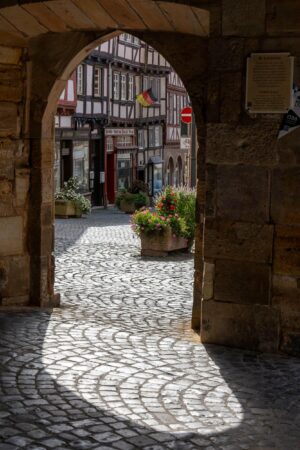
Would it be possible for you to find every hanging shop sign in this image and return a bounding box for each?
[246,53,294,113]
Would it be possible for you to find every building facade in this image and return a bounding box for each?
[55,33,194,206]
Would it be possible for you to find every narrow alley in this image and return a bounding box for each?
[0,209,299,450]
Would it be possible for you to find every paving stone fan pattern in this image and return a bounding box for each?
[0,209,300,450]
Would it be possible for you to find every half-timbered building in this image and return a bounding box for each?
[55,33,193,205]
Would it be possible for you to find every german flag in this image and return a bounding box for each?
[136,88,157,107]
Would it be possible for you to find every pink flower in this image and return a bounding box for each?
[173,234,176,238]
[143,210,147,215]
[160,216,165,220]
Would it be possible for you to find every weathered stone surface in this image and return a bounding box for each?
[0,256,29,299]
[215,259,271,304]
[208,38,244,71]
[274,225,300,277]
[0,66,22,102]
[206,122,280,166]
[15,168,30,207]
[202,262,215,300]
[220,71,242,122]
[0,178,14,216]
[271,168,300,225]
[204,218,274,263]
[0,102,19,137]
[0,45,22,65]
[223,0,266,36]
[0,216,23,256]
[216,165,270,223]
[201,300,280,352]
[0,139,16,180]
[2,295,29,306]
[266,0,300,35]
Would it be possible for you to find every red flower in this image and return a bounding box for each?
[170,205,175,210]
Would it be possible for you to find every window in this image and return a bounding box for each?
[113,72,120,100]
[94,67,101,97]
[149,126,162,147]
[150,78,160,101]
[77,64,84,95]
[116,136,132,147]
[128,75,134,101]
[143,76,148,91]
[106,136,113,152]
[121,73,127,101]
[138,129,145,149]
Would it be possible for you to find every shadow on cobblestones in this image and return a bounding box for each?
[1,209,300,449]
[0,312,300,450]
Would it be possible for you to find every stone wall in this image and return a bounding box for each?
[0,46,30,307]
[0,0,299,356]
[200,0,300,355]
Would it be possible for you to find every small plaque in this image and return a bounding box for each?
[246,53,294,113]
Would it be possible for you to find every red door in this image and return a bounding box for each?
[106,152,115,204]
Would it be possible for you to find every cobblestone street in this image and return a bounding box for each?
[0,208,300,450]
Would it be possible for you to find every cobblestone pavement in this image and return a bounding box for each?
[1,208,300,450]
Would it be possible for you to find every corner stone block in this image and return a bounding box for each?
[0,216,23,256]
[214,259,271,305]
[223,0,266,36]
[204,218,274,263]
[271,168,300,225]
[274,225,300,277]
[216,165,270,223]
[201,300,280,353]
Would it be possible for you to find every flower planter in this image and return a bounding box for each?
[55,200,82,218]
[119,199,136,214]
[140,226,189,257]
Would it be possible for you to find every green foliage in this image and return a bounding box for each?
[131,186,195,239]
[131,208,168,235]
[55,176,91,215]
[129,180,149,195]
[173,186,196,240]
[115,190,148,209]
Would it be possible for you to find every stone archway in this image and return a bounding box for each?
[0,0,299,355]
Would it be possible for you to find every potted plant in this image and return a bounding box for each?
[131,186,195,256]
[55,177,91,218]
[116,180,150,214]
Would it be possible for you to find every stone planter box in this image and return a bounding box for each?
[55,200,82,218]
[140,226,189,256]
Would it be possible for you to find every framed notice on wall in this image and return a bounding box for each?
[246,53,294,113]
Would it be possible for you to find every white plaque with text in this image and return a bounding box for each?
[246,53,294,113]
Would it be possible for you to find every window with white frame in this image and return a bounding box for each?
[113,72,120,100]
[121,73,127,101]
[77,64,84,95]
[149,126,162,147]
[116,136,132,147]
[128,75,134,101]
[94,67,101,97]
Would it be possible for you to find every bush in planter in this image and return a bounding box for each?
[115,189,148,211]
[172,186,196,240]
[55,177,91,215]
[131,186,190,239]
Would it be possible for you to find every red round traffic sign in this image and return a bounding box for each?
[180,106,192,124]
